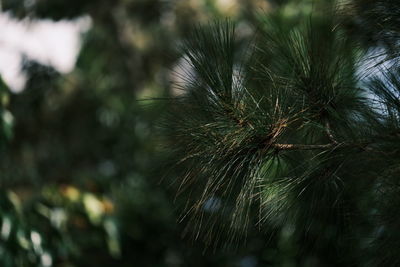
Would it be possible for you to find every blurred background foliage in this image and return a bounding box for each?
[0,0,356,266]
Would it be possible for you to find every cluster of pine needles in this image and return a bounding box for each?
[162,0,400,264]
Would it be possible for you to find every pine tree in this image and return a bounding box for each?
[165,1,400,265]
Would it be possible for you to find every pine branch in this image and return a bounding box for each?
[270,140,374,151]
[271,143,336,150]
[325,121,338,144]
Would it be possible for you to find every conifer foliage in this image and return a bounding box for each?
[165,0,400,265]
